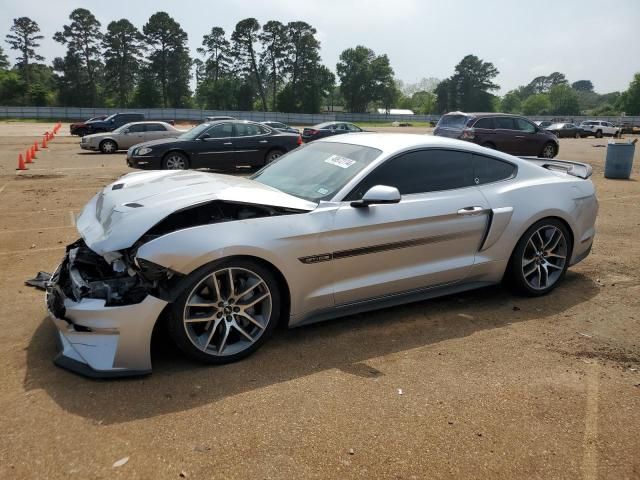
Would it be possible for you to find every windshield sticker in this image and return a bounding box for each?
[317,187,329,195]
[324,155,356,169]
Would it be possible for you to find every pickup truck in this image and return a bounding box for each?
[579,120,621,138]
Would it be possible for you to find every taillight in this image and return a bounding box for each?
[461,127,475,140]
[297,135,302,145]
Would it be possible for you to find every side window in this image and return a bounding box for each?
[494,117,515,130]
[474,117,495,129]
[347,149,474,199]
[514,118,536,133]
[128,124,146,133]
[473,154,516,185]
[346,124,360,132]
[336,123,348,131]
[205,123,234,138]
[146,124,166,132]
[258,125,271,135]
[236,123,263,136]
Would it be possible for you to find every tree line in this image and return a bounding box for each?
[1,9,639,116]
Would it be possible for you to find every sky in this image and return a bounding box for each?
[1,0,639,94]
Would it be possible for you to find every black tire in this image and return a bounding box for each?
[506,218,572,297]
[76,128,88,137]
[265,148,285,164]
[162,151,189,170]
[595,130,603,138]
[574,131,580,139]
[482,142,496,150]
[167,258,281,365]
[99,139,118,154]
[540,142,557,158]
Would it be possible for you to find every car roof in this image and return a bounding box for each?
[122,121,173,127]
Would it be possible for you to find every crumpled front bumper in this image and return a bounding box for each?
[46,260,168,378]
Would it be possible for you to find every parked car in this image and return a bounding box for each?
[205,115,236,122]
[261,121,299,134]
[69,115,108,137]
[302,122,364,142]
[46,133,598,377]
[545,123,585,138]
[127,120,302,170]
[80,122,185,153]
[534,121,553,129]
[82,112,146,135]
[579,120,621,138]
[434,112,560,158]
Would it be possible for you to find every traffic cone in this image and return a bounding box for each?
[31,145,36,159]
[34,140,39,152]
[41,136,47,148]
[17,153,27,170]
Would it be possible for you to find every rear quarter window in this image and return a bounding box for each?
[473,117,495,129]
[438,114,471,129]
[473,154,516,184]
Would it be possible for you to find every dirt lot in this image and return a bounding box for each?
[0,122,638,479]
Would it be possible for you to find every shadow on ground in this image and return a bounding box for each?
[24,272,598,424]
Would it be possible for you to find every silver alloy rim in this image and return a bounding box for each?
[542,144,555,158]
[165,154,186,169]
[183,267,272,356]
[268,151,282,162]
[521,225,567,290]
[103,141,116,153]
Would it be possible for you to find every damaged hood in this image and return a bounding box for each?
[76,170,317,255]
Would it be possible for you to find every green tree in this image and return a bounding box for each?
[522,94,551,115]
[132,65,161,107]
[259,20,289,110]
[412,90,436,114]
[143,12,192,108]
[5,17,44,90]
[231,18,267,111]
[103,19,143,107]
[198,27,231,83]
[572,80,594,92]
[618,73,640,115]
[501,90,522,113]
[337,45,395,112]
[451,55,499,111]
[0,46,8,69]
[548,84,580,114]
[54,8,103,106]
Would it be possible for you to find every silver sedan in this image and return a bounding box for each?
[46,134,598,377]
[80,121,185,153]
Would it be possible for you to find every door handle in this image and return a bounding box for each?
[515,135,525,138]
[223,142,233,146]
[457,206,485,216]
[259,140,268,144]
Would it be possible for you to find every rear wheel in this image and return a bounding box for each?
[168,259,280,364]
[574,131,580,139]
[76,128,88,137]
[265,148,285,164]
[162,151,189,170]
[595,130,603,138]
[507,219,571,296]
[540,142,557,158]
[99,139,118,154]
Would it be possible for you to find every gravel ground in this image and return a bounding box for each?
[0,123,638,479]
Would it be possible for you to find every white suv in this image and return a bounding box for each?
[580,120,621,138]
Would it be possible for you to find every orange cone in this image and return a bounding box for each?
[34,140,39,152]
[41,136,48,148]
[31,145,36,159]
[17,153,27,170]
[26,148,32,164]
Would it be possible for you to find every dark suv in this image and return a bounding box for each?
[434,112,559,158]
[84,112,145,134]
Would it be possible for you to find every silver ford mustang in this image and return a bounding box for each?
[45,134,598,377]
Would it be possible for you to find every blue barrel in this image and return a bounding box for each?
[604,142,635,179]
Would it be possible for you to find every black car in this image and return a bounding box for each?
[434,112,559,158]
[545,123,585,138]
[302,122,364,142]
[261,121,299,134]
[127,120,302,170]
[85,112,145,134]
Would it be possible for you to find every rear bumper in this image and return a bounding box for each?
[46,259,168,378]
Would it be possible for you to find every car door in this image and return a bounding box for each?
[493,117,519,153]
[190,122,236,169]
[233,123,272,166]
[513,117,541,155]
[330,148,490,305]
[120,123,146,148]
[144,123,170,141]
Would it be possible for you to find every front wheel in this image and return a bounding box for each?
[265,148,285,164]
[99,139,118,154]
[507,219,571,296]
[540,142,557,158]
[168,259,280,364]
[162,151,189,170]
[595,130,603,138]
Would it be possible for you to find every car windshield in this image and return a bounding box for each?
[549,123,564,128]
[437,114,470,129]
[179,123,210,140]
[251,142,381,202]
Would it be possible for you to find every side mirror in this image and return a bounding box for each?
[199,133,210,140]
[350,185,401,208]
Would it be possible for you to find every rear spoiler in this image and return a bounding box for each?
[520,157,593,179]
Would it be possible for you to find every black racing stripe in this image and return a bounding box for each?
[298,231,467,264]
